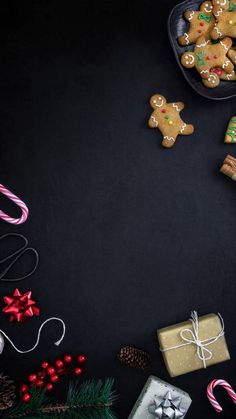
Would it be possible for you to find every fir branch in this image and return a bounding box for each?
[4,379,118,419]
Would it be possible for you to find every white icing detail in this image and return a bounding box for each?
[215,7,223,16]
[164,136,175,143]
[223,59,230,68]
[208,74,217,84]
[187,54,194,64]
[189,11,195,20]
[196,40,210,48]
[151,116,158,126]
[184,33,190,45]
[214,26,223,37]
[155,98,164,107]
[200,69,210,74]
[172,103,181,112]
[226,72,234,79]
[220,40,228,51]
[220,0,227,5]
[204,5,213,12]
[180,123,186,133]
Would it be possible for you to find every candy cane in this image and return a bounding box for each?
[0,183,29,225]
[207,379,236,413]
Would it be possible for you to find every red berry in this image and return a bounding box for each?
[77,354,86,363]
[200,22,204,26]
[22,393,31,403]
[28,374,37,383]
[37,371,46,380]
[50,374,59,383]
[206,56,210,60]
[41,361,49,369]
[198,29,202,33]
[47,366,56,375]
[36,380,44,388]
[55,360,64,369]
[161,109,166,113]
[20,384,29,393]
[46,383,54,391]
[64,354,72,363]
[74,367,82,376]
[214,54,218,59]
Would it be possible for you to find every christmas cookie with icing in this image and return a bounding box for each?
[211,0,236,39]
[178,1,215,46]
[220,154,236,180]
[209,67,236,81]
[227,46,236,63]
[181,35,234,88]
[148,94,194,149]
[218,68,236,80]
[224,116,236,142]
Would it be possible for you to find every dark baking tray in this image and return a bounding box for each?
[168,0,236,100]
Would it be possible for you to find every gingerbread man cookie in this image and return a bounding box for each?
[210,67,236,80]
[221,68,236,79]
[148,94,194,149]
[178,1,215,46]
[224,116,236,142]
[211,0,236,38]
[181,35,234,88]
[227,46,236,63]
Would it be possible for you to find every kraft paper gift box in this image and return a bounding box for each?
[128,375,192,419]
[157,311,230,377]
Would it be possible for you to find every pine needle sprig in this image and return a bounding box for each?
[4,387,48,418]
[4,378,118,419]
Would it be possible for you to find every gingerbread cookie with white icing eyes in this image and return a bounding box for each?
[181,35,234,88]
[211,0,236,38]
[148,94,194,149]
[212,0,236,13]
[178,1,215,46]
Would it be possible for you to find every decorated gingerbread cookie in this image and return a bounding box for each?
[209,67,236,80]
[219,68,236,79]
[227,47,236,63]
[212,0,236,13]
[224,116,236,142]
[220,154,236,180]
[148,94,194,149]
[211,0,236,38]
[181,35,234,88]
[178,1,215,46]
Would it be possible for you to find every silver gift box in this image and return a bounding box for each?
[128,375,192,419]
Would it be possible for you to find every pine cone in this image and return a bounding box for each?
[117,346,151,370]
[0,373,16,410]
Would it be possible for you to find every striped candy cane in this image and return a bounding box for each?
[0,183,29,225]
[207,379,236,413]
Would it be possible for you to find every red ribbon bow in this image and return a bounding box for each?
[2,288,40,322]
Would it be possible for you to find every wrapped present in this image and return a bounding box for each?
[157,311,230,377]
[224,117,236,143]
[128,375,192,419]
[220,154,236,181]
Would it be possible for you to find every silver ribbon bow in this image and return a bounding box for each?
[148,391,184,419]
[160,311,225,369]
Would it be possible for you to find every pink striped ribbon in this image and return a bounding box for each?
[207,379,236,413]
[0,183,29,225]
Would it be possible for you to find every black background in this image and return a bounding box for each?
[0,1,236,418]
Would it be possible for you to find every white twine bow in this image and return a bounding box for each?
[160,311,225,369]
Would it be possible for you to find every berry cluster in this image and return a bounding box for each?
[20,353,87,402]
